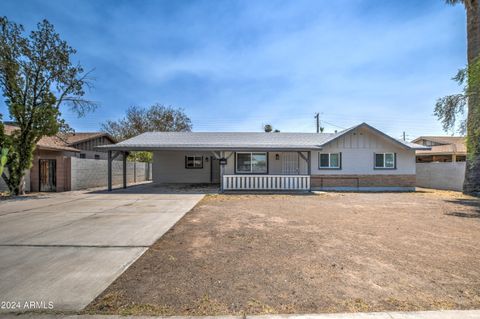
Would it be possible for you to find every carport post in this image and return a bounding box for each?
[220,151,224,193]
[307,151,311,175]
[122,151,127,189]
[108,150,112,191]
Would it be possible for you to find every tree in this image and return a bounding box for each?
[101,104,192,162]
[0,17,96,195]
[435,0,480,196]
[0,120,7,176]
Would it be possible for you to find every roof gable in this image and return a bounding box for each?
[65,132,116,145]
[321,123,429,150]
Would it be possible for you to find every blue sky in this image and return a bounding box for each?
[0,0,467,140]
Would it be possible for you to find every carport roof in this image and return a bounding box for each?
[97,123,429,151]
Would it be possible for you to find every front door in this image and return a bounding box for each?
[39,159,56,192]
[281,152,299,174]
[211,157,220,183]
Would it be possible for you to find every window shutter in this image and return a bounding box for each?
[394,153,397,169]
[339,152,342,169]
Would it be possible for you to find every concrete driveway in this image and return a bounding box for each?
[0,183,206,313]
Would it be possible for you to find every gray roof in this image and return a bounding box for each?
[98,123,429,151]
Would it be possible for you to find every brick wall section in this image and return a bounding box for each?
[311,174,416,188]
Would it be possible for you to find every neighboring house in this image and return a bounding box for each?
[412,136,466,163]
[100,122,428,192]
[412,136,467,191]
[2,125,116,192]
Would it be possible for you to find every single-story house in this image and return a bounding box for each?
[2,125,116,192]
[99,122,428,192]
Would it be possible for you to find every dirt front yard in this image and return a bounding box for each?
[87,190,480,315]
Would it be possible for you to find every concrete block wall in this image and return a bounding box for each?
[70,157,152,191]
[416,162,466,191]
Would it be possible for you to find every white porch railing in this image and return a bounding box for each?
[222,175,310,191]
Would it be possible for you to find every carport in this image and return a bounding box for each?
[98,133,314,192]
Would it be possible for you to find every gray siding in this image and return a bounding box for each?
[153,151,213,184]
[311,126,416,175]
[151,127,416,184]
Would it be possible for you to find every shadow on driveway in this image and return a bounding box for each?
[444,198,480,219]
[88,182,219,195]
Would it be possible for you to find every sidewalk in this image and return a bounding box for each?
[3,310,480,319]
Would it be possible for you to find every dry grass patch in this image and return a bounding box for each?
[87,191,480,315]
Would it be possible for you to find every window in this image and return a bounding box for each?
[236,152,267,173]
[79,153,86,159]
[375,153,395,169]
[185,156,203,169]
[94,154,100,160]
[319,153,341,169]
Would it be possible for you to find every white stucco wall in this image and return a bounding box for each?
[416,162,465,191]
[311,126,416,175]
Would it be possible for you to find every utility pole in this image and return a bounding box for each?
[314,113,320,133]
[403,131,406,141]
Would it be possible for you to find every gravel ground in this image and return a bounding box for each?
[87,189,480,316]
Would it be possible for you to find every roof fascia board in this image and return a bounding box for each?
[95,146,322,152]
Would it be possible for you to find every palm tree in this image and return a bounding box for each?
[437,0,480,196]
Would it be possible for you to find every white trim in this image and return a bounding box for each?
[374,152,395,169]
[236,152,268,174]
[319,152,340,168]
[185,155,203,168]
[223,175,310,191]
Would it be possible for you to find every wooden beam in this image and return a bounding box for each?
[220,151,225,193]
[122,152,127,189]
[108,150,112,191]
[112,151,122,160]
[307,151,311,175]
[298,151,308,162]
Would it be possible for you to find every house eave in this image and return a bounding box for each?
[95,145,322,152]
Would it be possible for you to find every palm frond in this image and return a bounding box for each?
[445,0,464,5]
